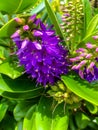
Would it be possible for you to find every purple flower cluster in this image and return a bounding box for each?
[11,15,68,86]
[70,42,98,82]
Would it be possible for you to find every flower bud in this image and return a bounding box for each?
[75,60,87,69]
[11,30,21,38]
[96,48,98,52]
[23,25,29,31]
[86,43,96,49]
[72,65,77,70]
[28,14,36,23]
[14,18,25,25]
[92,35,98,40]
[85,54,92,59]
[76,48,86,53]
[79,69,84,79]
[70,56,83,62]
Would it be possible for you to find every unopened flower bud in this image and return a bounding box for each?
[14,18,25,25]
[89,62,95,69]
[96,48,98,52]
[70,56,82,62]
[76,48,86,53]
[64,13,70,17]
[86,54,92,59]
[23,25,29,31]
[92,35,98,40]
[87,62,95,75]
[28,14,36,23]
[75,60,87,69]
[86,43,96,49]
[11,30,21,38]
[80,53,87,57]
[72,65,77,70]
[79,69,84,79]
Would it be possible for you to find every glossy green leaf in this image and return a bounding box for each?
[0,62,23,79]
[45,0,65,40]
[23,105,37,130]
[0,19,17,38]
[82,0,92,31]
[75,112,90,129]
[82,14,98,41]
[0,75,44,100]
[14,101,34,121]
[31,0,45,15]
[86,14,98,35]
[15,120,23,130]
[31,97,69,130]
[0,102,8,122]
[86,102,98,114]
[0,112,16,130]
[13,98,38,121]
[0,0,38,14]
[62,74,98,106]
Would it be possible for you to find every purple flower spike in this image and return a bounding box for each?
[11,15,69,86]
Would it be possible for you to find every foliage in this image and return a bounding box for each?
[0,0,98,130]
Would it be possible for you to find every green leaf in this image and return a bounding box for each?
[14,101,34,121]
[0,0,38,14]
[86,14,98,35]
[15,120,23,130]
[0,74,44,100]
[0,19,17,38]
[0,112,16,130]
[0,61,23,79]
[0,102,8,122]
[23,105,37,130]
[75,112,90,129]
[31,0,45,15]
[82,14,98,42]
[32,97,69,130]
[86,102,98,114]
[45,0,65,41]
[82,0,92,31]
[62,74,98,106]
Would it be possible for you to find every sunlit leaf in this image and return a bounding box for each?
[0,19,17,38]
[31,97,69,130]
[82,14,98,42]
[0,61,23,79]
[82,0,92,31]
[62,74,98,106]
[45,0,65,41]
[0,102,8,122]
[0,0,38,14]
